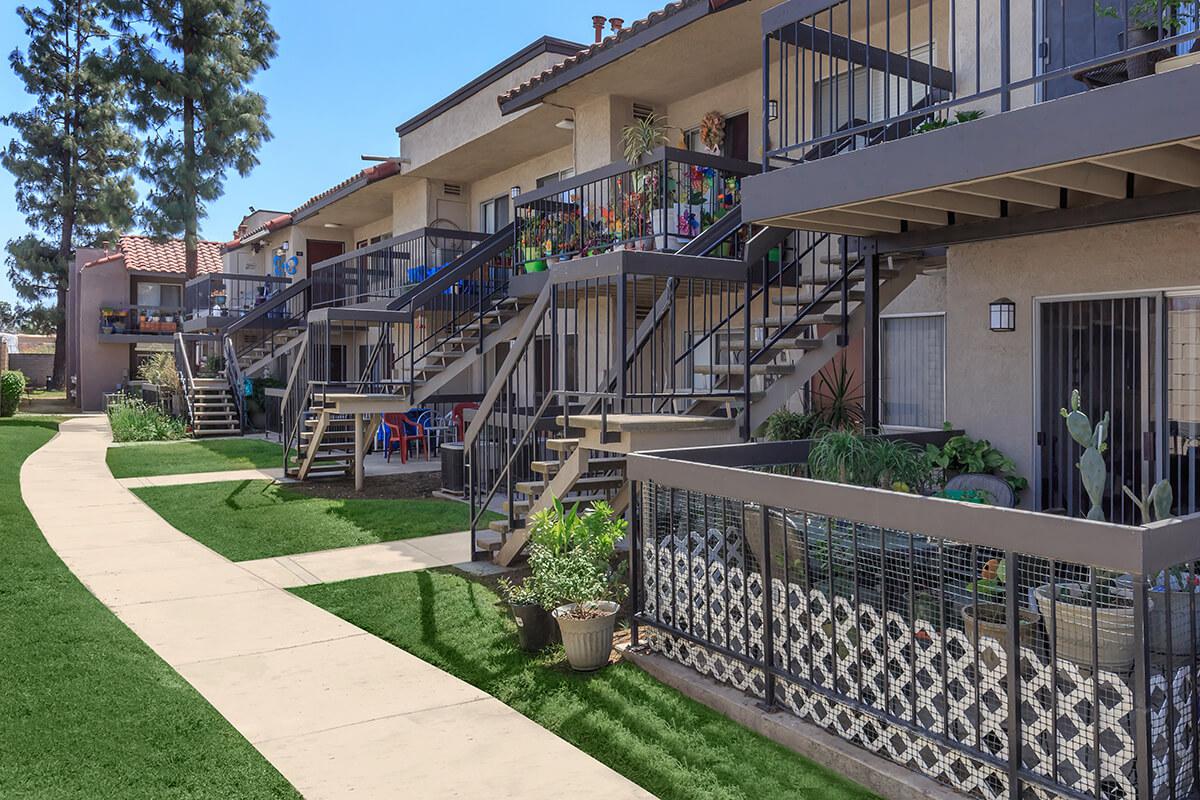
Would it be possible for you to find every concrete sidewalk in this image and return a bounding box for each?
[237,531,473,588]
[22,417,653,800]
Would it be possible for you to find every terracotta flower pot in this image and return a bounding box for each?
[553,601,618,671]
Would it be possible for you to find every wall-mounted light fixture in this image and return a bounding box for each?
[989,298,1016,332]
[768,99,779,121]
[510,186,521,199]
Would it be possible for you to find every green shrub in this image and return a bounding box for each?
[524,498,627,611]
[0,370,26,417]
[923,429,1027,496]
[761,408,823,441]
[106,397,187,442]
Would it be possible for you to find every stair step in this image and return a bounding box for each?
[515,474,626,496]
[546,437,580,453]
[504,492,609,515]
[475,530,505,553]
[488,519,511,535]
[725,336,821,354]
[772,288,864,306]
[692,363,795,377]
[788,267,901,285]
[530,456,626,476]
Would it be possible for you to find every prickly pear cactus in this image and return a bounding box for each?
[1123,478,1175,524]
[1060,389,1110,521]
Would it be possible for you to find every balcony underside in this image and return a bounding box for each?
[743,65,1200,247]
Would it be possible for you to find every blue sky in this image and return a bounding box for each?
[0,0,657,305]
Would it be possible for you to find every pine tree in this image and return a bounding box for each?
[2,1,137,386]
[111,0,278,278]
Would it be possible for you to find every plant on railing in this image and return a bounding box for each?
[923,426,1028,497]
[1097,0,1198,34]
[1124,478,1174,524]
[807,429,933,492]
[699,111,725,153]
[913,109,984,135]
[526,498,628,671]
[621,112,669,164]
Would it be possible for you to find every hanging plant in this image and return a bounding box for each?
[699,111,725,153]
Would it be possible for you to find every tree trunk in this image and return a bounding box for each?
[51,285,67,389]
[183,95,198,280]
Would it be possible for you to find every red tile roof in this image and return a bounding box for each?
[224,161,403,252]
[497,0,713,108]
[84,235,223,274]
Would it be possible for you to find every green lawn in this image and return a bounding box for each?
[132,479,499,561]
[294,569,876,800]
[106,438,283,478]
[0,418,298,799]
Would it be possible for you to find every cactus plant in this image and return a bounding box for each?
[1123,478,1174,524]
[1060,389,1111,521]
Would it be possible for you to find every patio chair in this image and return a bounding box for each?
[450,402,478,442]
[382,412,427,463]
[416,409,455,454]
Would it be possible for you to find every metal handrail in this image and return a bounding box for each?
[223,336,245,431]
[173,332,196,429]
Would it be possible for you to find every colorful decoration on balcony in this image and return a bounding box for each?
[699,111,725,153]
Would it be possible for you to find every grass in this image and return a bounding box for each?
[106,437,283,478]
[132,479,499,561]
[0,417,298,798]
[294,569,877,800]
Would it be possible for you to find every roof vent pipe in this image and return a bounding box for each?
[592,15,607,42]
[610,17,624,32]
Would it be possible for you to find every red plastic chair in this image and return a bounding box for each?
[382,412,428,463]
[450,402,478,443]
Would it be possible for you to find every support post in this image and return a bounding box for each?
[354,412,365,492]
[758,504,777,710]
[864,250,881,432]
[1132,574,1155,799]
[1005,550,1021,799]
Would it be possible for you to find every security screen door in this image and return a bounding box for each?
[1037,295,1162,524]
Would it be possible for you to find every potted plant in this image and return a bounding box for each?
[961,557,1040,664]
[1097,0,1197,77]
[1033,390,1145,669]
[499,576,554,652]
[527,498,627,672]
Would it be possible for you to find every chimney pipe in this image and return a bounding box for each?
[610,17,624,32]
[592,15,607,43]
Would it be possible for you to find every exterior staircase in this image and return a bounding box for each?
[286,403,357,479]
[188,377,242,437]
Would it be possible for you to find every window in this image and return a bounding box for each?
[813,43,933,138]
[535,168,574,189]
[881,314,945,429]
[136,282,182,309]
[480,195,509,234]
[684,128,702,152]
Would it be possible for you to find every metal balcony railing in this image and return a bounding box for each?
[762,0,1200,166]
[309,228,489,309]
[99,305,182,335]
[514,146,757,270]
[184,273,292,321]
[628,436,1200,800]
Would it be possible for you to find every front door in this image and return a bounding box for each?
[306,239,345,276]
[1037,296,1161,523]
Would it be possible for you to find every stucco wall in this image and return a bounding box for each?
[77,258,133,411]
[944,213,1200,503]
[468,144,574,229]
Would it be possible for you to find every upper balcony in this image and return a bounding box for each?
[184,273,293,329]
[513,147,758,272]
[745,0,1200,246]
[309,227,490,309]
[98,304,182,341]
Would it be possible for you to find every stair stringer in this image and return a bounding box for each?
[411,302,535,406]
[745,263,920,433]
[240,330,307,379]
[496,445,588,566]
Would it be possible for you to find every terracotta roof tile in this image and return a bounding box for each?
[85,235,223,274]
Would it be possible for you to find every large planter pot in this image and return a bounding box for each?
[553,601,619,671]
[1034,583,1143,670]
[1122,27,1170,79]
[962,602,1040,665]
[510,602,553,652]
[1115,574,1200,656]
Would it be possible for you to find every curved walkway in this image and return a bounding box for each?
[21,417,652,800]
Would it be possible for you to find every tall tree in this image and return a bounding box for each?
[111,0,277,278]
[2,1,137,386]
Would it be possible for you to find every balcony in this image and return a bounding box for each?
[309,228,490,309]
[513,147,757,271]
[184,273,292,328]
[746,0,1200,245]
[627,434,1200,800]
[98,305,182,340]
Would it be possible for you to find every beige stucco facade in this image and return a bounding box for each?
[942,213,1200,505]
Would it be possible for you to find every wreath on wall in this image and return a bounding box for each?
[699,111,726,153]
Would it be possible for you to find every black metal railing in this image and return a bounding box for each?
[184,273,291,321]
[762,0,1200,166]
[628,438,1200,800]
[99,304,182,335]
[514,147,756,270]
[309,228,489,309]
[222,278,310,371]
